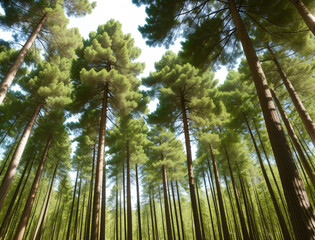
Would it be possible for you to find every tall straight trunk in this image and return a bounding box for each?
[13,135,52,240]
[228,0,315,238]
[0,103,41,211]
[208,143,231,240]
[120,187,122,240]
[67,170,79,240]
[168,182,176,240]
[101,165,106,240]
[92,82,108,240]
[149,193,156,240]
[0,153,35,239]
[162,164,173,240]
[136,164,142,240]
[116,175,119,240]
[51,193,62,240]
[85,145,95,240]
[267,44,315,147]
[55,201,65,240]
[79,189,87,240]
[223,145,250,240]
[171,181,181,240]
[202,172,217,240]
[175,181,185,240]
[0,14,47,104]
[288,0,315,35]
[152,193,159,240]
[180,93,201,240]
[123,162,127,240]
[158,186,166,240]
[270,88,315,185]
[195,181,206,240]
[126,139,132,240]
[147,212,151,240]
[34,162,58,240]
[244,113,292,239]
[73,178,82,240]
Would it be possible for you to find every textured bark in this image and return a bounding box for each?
[228,0,315,238]
[136,164,142,240]
[288,0,315,35]
[92,82,108,240]
[0,103,41,211]
[0,14,47,104]
[180,92,201,240]
[126,139,132,240]
[13,135,52,240]
[175,181,185,240]
[270,89,315,186]
[162,164,173,240]
[66,170,79,240]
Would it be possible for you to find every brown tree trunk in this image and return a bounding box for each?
[175,181,185,240]
[0,14,47,104]
[180,92,201,240]
[171,181,181,240]
[126,139,132,240]
[195,181,206,240]
[101,164,106,240]
[168,182,176,240]
[149,192,156,240]
[13,135,52,240]
[136,164,142,240]
[228,0,315,238]
[270,88,315,186]
[0,103,41,211]
[288,0,315,35]
[67,170,79,240]
[92,82,108,240]
[244,113,292,239]
[152,193,159,240]
[162,164,173,240]
[158,186,166,240]
[267,44,315,147]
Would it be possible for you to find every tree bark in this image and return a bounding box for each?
[67,170,79,240]
[195,181,206,240]
[162,164,173,240]
[92,82,108,240]
[152,193,159,240]
[288,0,315,35]
[149,192,156,240]
[228,0,315,238]
[168,182,176,240]
[0,14,47,104]
[126,139,132,240]
[175,181,185,240]
[180,92,201,240]
[136,164,142,240]
[13,135,52,240]
[0,103,41,211]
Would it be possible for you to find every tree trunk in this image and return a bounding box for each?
[51,192,62,240]
[288,0,315,35]
[270,88,315,186]
[0,14,47,104]
[136,164,142,240]
[195,181,206,240]
[267,44,315,147]
[180,92,202,240]
[175,181,185,240]
[73,178,82,240]
[149,192,156,240]
[168,182,176,240]
[152,193,159,240]
[92,82,108,240]
[101,164,106,240]
[158,186,166,240]
[228,0,315,238]
[13,135,52,240]
[0,103,41,211]
[79,188,87,240]
[171,181,181,240]
[116,175,119,240]
[162,164,173,240]
[209,143,231,240]
[67,170,79,240]
[244,113,292,239]
[126,139,132,240]
[123,162,127,240]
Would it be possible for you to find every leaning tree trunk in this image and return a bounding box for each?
[0,14,47,104]
[267,44,315,148]
[228,0,315,238]
[270,88,315,186]
[180,92,202,240]
[0,103,41,211]
[162,163,173,240]
[209,143,231,240]
[126,139,132,240]
[92,82,108,240]
[288,0,315,35]
[136,163,142,240]
[13,135,52,240]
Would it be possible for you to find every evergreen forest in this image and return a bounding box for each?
[1,0,315,239]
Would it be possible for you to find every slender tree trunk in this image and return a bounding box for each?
[120,187,122,240]
[195,181,206,240]
[67,170,79,240]
[0,103,41,211]
[158,186,166,240]
[228,0,315,238]
[101,164,106,240]
[85,146,95,240]
[92,82,108,240]
[175,181,185,240]
[126,139,132,240]
[0,14,47,104]
[267,44,315,147]
[150,192,156,240]
[171,181,181,240]
[136,164,142,240]
[116,175,119,240]
[13,135,52,240]
[288,0,315,35]
[244,113,292,239]
[209,143,231,240]
[73,178,82,240]
[168,182,176,240]
[270,88,315,185]
[79,189,87,240]
[162,164,173,240]
[51,193,62,240]
[123,162,127,240]
[147,212,151,240]
[180,93,201,240]
[152,193,159,240]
